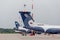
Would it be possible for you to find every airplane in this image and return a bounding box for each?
[14,11,60,35]
[19,11,60,35]
[14,11,45,35]
[18,11,45,34]
[14,21,31,34]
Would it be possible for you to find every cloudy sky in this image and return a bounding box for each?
[0,0,60,28]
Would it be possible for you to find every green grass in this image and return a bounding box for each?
[0,28,17,34]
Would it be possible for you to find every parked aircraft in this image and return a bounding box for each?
[14,11,60,35]
[14,21,31,34]
[19,11,60,34]
[18,11,44,34]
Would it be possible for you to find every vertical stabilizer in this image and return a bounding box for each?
[19,11,34,27]
[15,21,20,29]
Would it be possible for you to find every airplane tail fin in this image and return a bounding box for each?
[15,21,20,29]
[19,11,34,27]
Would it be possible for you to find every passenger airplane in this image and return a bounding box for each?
[14,11,60,35]
[14,21,31,34]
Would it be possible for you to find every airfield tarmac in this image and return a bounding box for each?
[0,34,60,40]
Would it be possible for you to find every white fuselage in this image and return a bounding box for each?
[28,20,60,31]
[18,27,29,31]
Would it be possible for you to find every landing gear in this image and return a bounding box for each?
[19,32,27,36]
[22,32,27,36]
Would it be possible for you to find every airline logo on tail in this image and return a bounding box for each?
[19,11,34,27]
[15,21,20,29]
